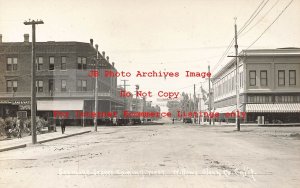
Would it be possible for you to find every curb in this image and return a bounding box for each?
[0,144,27,152]
[0,130,91,153]
[38,131,91,143]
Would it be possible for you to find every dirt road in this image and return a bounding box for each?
[0,124,299,188]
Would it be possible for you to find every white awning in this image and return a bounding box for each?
[246,103,300,113]
[215,105,243,113]
[37,100,83,111]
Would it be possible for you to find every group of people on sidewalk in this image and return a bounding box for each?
[14,116,67,140]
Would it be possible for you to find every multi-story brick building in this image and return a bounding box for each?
[0,34,124,125]
[212,48,300,123]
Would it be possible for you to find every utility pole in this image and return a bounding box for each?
[121,80,130,113]
[234,18,240,131]
[135,85,139,112]
[94,44,99,131]
[198,93,201,125]
[24,19,44,144]
[193,84,196,123]
[208,65,211,125]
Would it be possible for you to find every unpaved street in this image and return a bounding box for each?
[0,123,300,188]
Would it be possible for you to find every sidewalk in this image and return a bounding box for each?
[0,126,91,152]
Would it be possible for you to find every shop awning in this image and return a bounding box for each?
[37,100,83,111]
[215,105,243,113]
[246,103,300,113]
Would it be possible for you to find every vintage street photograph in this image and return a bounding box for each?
[0,0,300,187]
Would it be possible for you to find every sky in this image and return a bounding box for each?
[1,0,299,109]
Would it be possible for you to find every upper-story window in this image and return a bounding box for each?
[260,70,267,86]
[61,57,67,70]
[240,72,244,88]
[249,71,256,86]
[228,77,232,92]
[77,57,87,70]
[49,57,55,70]
[36,57,43,70]
[7,80,18,92]
[278,70,285,86]
[61,80,67,92]
[77,80,87,91]
[7,57,18,71]
[289,70,296,85]
[36,80,43,92]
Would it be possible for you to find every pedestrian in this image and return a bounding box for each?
[172,118,175,124]
[16,117,22,138]
[112,117,117,126]
[59,116,65,134]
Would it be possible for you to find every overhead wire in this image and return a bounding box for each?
[246,0,294,49]
[212,0,269,73]
[240,0,281,37]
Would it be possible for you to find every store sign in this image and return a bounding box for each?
[0,101,11,104]
[12,101,31,105]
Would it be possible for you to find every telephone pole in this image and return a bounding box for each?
[193,84,196,123]
[208,65,212,125]
[135,84,139,111]
[121,80,130,113]
[24,19,44,144]
[198,93,201,125]
[234,18,241,131]
[94,45,99,131]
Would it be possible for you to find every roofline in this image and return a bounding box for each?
[212,48,300,80]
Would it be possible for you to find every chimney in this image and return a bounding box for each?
[90,38,93,46]
[112,62,115,67]
[24,34,29,43]
[102,51,105,58]
[0,34,2,43]
[106,56,109,62]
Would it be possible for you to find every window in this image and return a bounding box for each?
[289,70,296,85]
[61,80,67,92]
[7,58,18,71]
[49,79,54,95]
[82,57,87,69]
[278,70,285,86]
[36,57,43,70]
[228,77,232,92]
[61,57,67,70]
[240,72,244,88]
[7,80,17,92]
[260,70,267,86]
[282,96,293,103]
[36,80,43,92]
[77,80,87,91]
[248,96,254,103]
[249,71,256,86]
[232,75,235,91]
[49,57,55,70]
[77,57,87,70]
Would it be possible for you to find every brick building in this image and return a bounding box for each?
[212,48,300,123]
[0,34,124,125]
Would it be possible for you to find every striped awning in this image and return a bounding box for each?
[246,103,300,113]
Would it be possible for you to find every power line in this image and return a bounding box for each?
[241,0,281,37]
[212,0,269,73]
[247,0,294,49]
[238,0,270,35]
